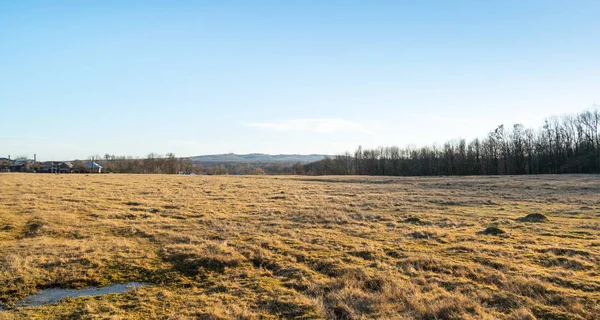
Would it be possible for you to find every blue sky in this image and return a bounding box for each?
[1,1,599,160]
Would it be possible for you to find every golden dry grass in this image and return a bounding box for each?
[0,173,599,319]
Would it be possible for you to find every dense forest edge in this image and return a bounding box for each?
[303,105,600,176]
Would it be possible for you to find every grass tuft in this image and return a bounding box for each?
[479,226,506,236]
[517,213,549,223]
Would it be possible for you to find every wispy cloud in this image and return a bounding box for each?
[246,118,372,134]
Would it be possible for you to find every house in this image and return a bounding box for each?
[37,161,79,173]
[0,157,12,172]
[38,161,58,173]
[10,159,35,172]
[86,162,103,173]
[58,162,74,173]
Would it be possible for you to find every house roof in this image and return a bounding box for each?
[0,158,11,162]
[59,162,73,168]
[87,162,103,169]
[14,159,32,165]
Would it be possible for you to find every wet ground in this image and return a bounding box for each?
[1,282,145,309]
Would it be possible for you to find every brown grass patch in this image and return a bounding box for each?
[0,174,599,318]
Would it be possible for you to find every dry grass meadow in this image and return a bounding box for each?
[0,173,599,319]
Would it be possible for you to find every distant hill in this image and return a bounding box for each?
[190,153,329,165]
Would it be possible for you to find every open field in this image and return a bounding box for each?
[0,174,599,319]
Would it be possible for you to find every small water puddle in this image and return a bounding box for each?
[4,282,146,309]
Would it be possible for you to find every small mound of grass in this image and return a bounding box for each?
[408,230,439,240]
[403,217,431,225]
[537,248,590,257]
[479,226,505,236]
[163,241,245,275]
[349,249,379,260]
[404,217,421,224]
[23,217,46,237]
[517,213,548,223]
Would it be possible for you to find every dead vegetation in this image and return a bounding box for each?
[479,226,506,236]
[517,213,549,223]
[0,174,599,319]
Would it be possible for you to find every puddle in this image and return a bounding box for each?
[11,282,146,308]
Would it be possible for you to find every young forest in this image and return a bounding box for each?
[304,106,600,176]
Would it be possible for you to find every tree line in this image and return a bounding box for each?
[302,106,600,176]
[90,153,199,174]
[90,153,295,175]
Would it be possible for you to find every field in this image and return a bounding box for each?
[0,173,599,319]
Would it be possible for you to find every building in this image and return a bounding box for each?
[86,162,103,173]
[0,157,12,172]
[11,159,35,172]
[38,161,57,173]
[58,162,74,173]
[1,155,103,174]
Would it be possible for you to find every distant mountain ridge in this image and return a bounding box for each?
[190,153,329,164]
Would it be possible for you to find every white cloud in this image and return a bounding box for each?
[245,118,372,134]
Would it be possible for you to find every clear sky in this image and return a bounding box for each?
[1,1,599,160]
